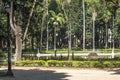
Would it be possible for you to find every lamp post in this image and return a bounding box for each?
[5,3,13,76]
[53,21,58,59]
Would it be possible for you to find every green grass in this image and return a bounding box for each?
[21,47,120,54]
[41,48,120,54]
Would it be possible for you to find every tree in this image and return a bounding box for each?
[9,0,22,61]
[7,0,37,61]
[48,10,65,51]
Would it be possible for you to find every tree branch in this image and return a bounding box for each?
[23,0,37,40]
[10,0,16,32]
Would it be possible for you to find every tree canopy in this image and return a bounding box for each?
[1,0,120,60]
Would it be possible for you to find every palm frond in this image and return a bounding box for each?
[49,10,56,17]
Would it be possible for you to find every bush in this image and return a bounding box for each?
[14,60,120,68]
[93,61,103,68]
[47,60,72,67]
[103,61,114,68]
[15,60,46,67]
[76,61,100,68]
[77,61,86,67]
[0,62,8,66]
[77,61,105,68]
[0,61,15,66]
[112,61,120,68]
[59,61,72,67]
[47,60,57,66]
[0,53,7,60]
[114,55,120,60]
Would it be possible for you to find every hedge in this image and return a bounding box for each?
[15,60,46,67]
[47,60,72,67]
[0,60,120,68]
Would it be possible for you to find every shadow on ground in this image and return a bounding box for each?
[0,68,71,80]
[109,69,120,75]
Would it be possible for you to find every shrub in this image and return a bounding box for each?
[47,60,58,67]
[77,61,85,67]
[103,61,114,68]
[0,62,8,66]
[32,60,46,66]
[77,61,104,68]
[93,61,103,68]
[112,61,120,68]
[114,55,120,60]
[59,61,72,67]
[77,61,90,68]
[47,60,72,67]
[15,60,45,67]
[14,60,120,68]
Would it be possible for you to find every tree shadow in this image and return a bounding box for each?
[109,69,120,75]
[0,68,71,80]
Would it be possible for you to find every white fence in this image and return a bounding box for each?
[22,53,120,59]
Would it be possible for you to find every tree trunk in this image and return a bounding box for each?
[40,25,43,51]
[15,33,22,61]
[82,0,86,50]
[0,37,2,50]
[105,23,108,48]
[9,0,22,61]
[32,34,34,50]
[46,0,49,51]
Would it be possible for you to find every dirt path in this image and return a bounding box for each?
[0,67,120,80]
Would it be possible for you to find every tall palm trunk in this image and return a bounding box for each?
[92,19,95,51]
[46,0,49,51]
[105,23,108,49]
[68,4,71,60]
[40,20,43,51]
[82,0,85,50]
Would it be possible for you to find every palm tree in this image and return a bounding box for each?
[49,10,65,56]
[46,0,62,51]
[60,0,71,60]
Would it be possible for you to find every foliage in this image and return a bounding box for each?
[13,60,120,68]
[1,0,120,60]
[15,60,46,67]
[47,60,72,67]
[75,61,102,68]
[49,10,65,26]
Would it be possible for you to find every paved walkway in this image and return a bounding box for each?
[0,67,120,80]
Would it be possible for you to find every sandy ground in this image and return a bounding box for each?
[0,67,120,80]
